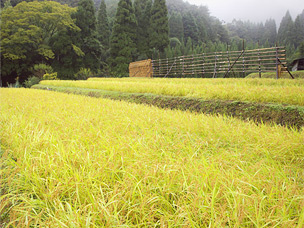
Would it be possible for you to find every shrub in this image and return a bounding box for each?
[24,76,41,88]
[75,68,92,80]
[43,72,58,80]
[32,64,53,79]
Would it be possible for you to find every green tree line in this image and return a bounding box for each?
[0,0,170,84]
[1,0,303,86]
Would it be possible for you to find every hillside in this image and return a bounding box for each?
[3,0,303,49]
[100,0,228,44]
[1,0,303,86]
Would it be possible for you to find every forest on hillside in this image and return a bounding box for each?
[1,0,304,86]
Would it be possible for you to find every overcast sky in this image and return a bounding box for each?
[186,0,304,25]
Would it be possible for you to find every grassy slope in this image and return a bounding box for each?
[1,88,304,227]
[33,84,304,129]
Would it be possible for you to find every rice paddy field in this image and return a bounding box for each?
[1,78,304,227]
[40,78,304,106]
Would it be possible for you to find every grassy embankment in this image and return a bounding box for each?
[1,88,304,227]
[247,70,304,79]
[33,78,304,128]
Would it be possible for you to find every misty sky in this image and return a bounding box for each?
[186,0,303,25]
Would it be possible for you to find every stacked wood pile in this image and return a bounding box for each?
[129,59,153,78]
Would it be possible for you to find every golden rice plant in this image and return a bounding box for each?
[0,88,304,227]
[40,78,304,106]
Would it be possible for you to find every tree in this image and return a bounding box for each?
[49,29,84,79]
[263,19,277,46]
[183,12,199,45]
[278,11,295,46]
[1,0,81,8]
[256,22,265,43]
[294,10,304,48]
[211,18,229,43]
[196,17,207,43]
[134,0,152,59]
[169,12,184,43]
[150,0,169,54]
[184,37,194,55]
[74,0,102,73]
[2,0,12,10]
[0,1,80,84]
[109,0,137,76]
[97,0,110,51]
[298,42,304,58]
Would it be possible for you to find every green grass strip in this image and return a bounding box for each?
[247,70,304,79]
[32,84,304,129]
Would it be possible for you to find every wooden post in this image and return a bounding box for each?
[276,45,279,79]
[151,59,154,78]
[179,57,182,77]
[258,41,262,78]
[166,58,169,76]
[226,45,236,78]
[224,50,245,78]
[277,57,294,79]
[174,56,177,76]
[202,53,205,78]
[152,53,154,77]
[213,52,217,78]
[192,54,194,76]
[182,56,185,77]
[242,40,246,77]
[226,44,230,78]
[159,58,161,77]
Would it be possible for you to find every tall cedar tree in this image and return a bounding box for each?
[109,0,137,76]
[263,19,277,46]
[134,0,152,59]
[97,0,110,51]
[150,0,169,54]
[50,29,84,79]
[169,12,184,43]
[196,14,207,42]
[182,12,199,45]
[298,42,304,58]
[294,10,304,48]
[278,11,295,46]
[212,19,229,43]
[74,0,102,73]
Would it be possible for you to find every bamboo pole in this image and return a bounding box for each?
[213,52,217,78]
[182,56,185,77]
[202,53,205,78]
[242,40,246,77]
[258,41,261,78]
[276,45,279,79]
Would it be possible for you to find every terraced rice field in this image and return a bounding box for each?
[35,78,304,128]
[40,78,304,106]
[1,80,304,227]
